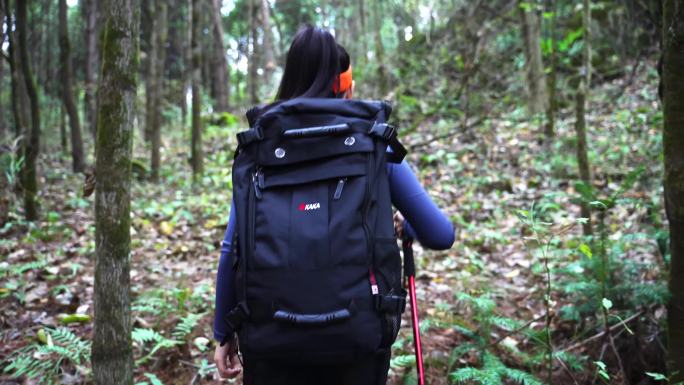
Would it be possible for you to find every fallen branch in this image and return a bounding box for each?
[558,310,645,353]
[489,313,546,348]
[408,115,489,151]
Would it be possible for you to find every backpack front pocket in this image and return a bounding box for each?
[250,155,369,270]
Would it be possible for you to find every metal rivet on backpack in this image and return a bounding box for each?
[274,147,286,158]
[344,136,355,146]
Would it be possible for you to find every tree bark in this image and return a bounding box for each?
[16,0,41,221]
[544,0,558,139]
[60,0,86,173]
[519,0,548,115]
[210,0,229,112]
[574,0,593,236]
[144,0,156,143]
[151,0,167,181]
[372,0,388,97]
[83,0,99,139]
[260,0,275,92]
[191,0,203,181]
[248,0,259,105]
[60,105,67,154]
[4,0,27,140]
[91,0,138,384]
[664,0,684,381]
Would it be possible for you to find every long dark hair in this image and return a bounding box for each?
[275,25,348,100]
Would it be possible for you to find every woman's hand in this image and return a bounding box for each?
[393,212,404,239]
[214,340,242,379]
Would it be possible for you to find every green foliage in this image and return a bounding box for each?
[450,352,543,385]
[2,328,91,385]
[172,312,204,340]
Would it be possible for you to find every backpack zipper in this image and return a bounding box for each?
[333,177,347,200]
[252,168,263,200]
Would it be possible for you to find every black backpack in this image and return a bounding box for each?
[224,98,408,362]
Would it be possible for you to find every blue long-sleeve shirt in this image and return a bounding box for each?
[213,160,454,341]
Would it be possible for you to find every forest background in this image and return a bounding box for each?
[1,0,683,385]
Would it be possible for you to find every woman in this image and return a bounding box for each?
[213,25,454,385]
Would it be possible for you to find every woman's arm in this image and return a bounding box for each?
[388,161,455,250]
[213,201,236,342]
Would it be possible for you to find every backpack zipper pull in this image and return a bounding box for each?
[333,178,347,200]
[252,171,263,199]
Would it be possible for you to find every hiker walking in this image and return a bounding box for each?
[213,25,454,385]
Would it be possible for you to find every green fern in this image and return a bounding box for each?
[0,259,48,277]
[132,328,180,365]
[2,328,90,385]
[172,312,204,340]
[503,367,544,385]
[390,354,416,369]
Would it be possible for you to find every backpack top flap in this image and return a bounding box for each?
[236,98,394,166]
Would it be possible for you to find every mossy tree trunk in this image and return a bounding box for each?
[519,0,548,116]
[575,0,593,236]
[150,0,167,181]
[82,0,99,139]
[663,0,684,381]
[190,0,203,182]
[91,0,138,384]
[59,0,85,173]
[210,0,229,112]
[16,0,41,221]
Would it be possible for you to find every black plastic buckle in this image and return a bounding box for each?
[374,293,407,314]
[224,301,250,332]
[236,127,263,147]
[369,122,396,141]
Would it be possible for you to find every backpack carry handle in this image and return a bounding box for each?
[273,308,352,325]
[282,123,351,138]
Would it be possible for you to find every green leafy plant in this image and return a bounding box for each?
[449,293,545,385]
[2,328,91,385]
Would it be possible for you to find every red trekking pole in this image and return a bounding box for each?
[403,236,425,385]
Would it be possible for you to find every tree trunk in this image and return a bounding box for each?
[4,0,25,140]
[260,0,275,93]
[664,1,684,381]
[544,0,558,139]
[182,0,191,123]
[210,0,229,112]
[16,0,41,221]
[191,0,203,181]
[150,0,167,181]
[60,0,86,173]
[83,0,99,139]
[248,0,259,105]
[519,0,548,115]
[574,0,593,236]
[144,0,156,143]
[91,0,138,384]
[372,0,388,97]
[60,105,67,155]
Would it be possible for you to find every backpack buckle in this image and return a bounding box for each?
[369,122,396,141]
[224,301,250,332]
[373,293,407,314]
[237,127,263,148]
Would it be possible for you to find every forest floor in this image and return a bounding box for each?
[0,62,670,385]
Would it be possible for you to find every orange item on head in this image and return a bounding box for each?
[333,65,353,94]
